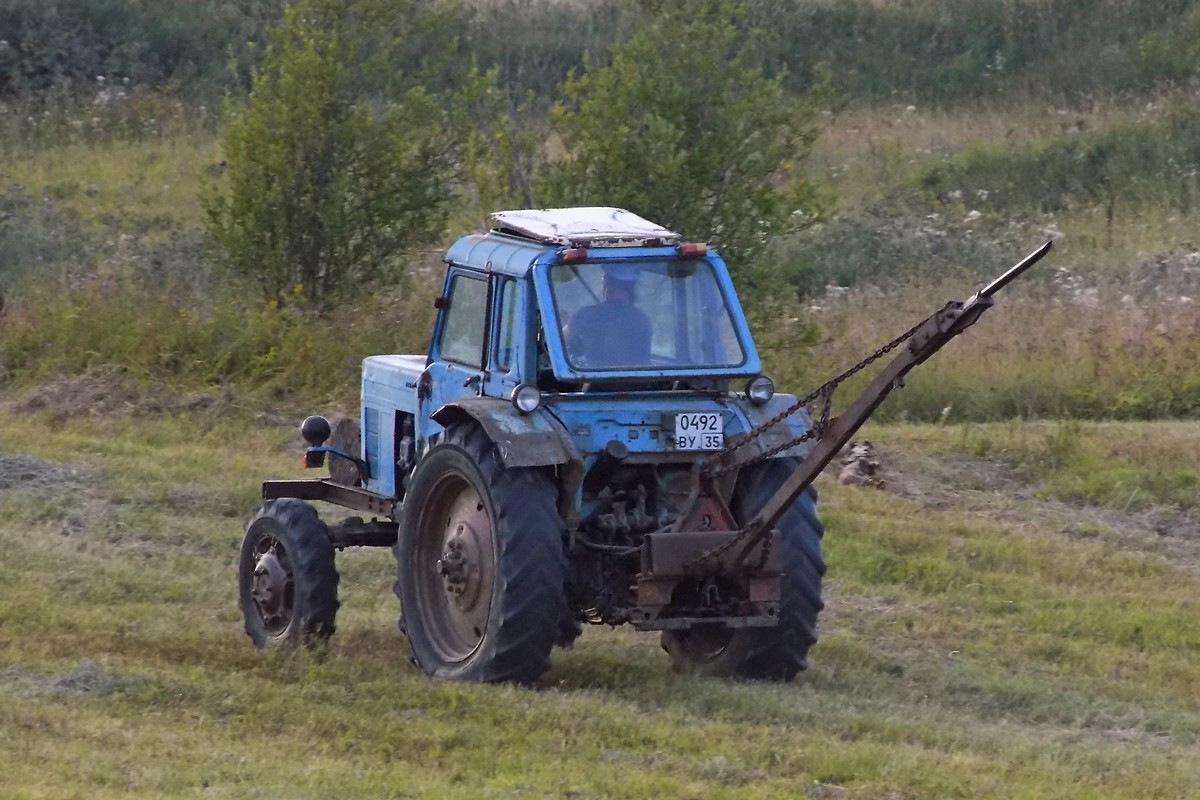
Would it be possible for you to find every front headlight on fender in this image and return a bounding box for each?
[746,374,775,405]
[511,383,542,414]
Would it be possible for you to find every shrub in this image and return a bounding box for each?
[0,0,283,101]
[539,0,825,298]
[205,0,464,309]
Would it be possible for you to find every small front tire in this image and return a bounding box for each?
[238,499,340,647]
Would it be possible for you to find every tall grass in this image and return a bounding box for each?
[754,0,1200,103]
[913,97,1200,219]
[4,139,1200,422]
[763,248,1200,422]
[6,240,1198,423]
[0,269,437,406]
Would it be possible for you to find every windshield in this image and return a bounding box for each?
[549,259,746,371]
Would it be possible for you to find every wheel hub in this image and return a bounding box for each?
[251,550,290,619]
[438,540,468,594]
[412,474,497,663]
[437,522,485,611]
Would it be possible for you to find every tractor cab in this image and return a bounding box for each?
[493,208,764,391]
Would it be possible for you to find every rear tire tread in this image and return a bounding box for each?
[396,424,566,683]
[662,457,824,680]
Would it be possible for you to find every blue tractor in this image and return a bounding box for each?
[238,207,1050,683]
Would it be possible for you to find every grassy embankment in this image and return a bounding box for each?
[6,91,1200,420]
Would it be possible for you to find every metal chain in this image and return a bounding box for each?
[735,525,772,571]
[682,306,945,573]
[685,520,766,573]
[702,306,944,478]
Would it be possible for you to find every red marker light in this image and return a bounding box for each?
[558,247,588,264]
[676,242,708,258]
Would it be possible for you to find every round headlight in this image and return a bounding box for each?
[511,384,542,414]
[746,375,775,405]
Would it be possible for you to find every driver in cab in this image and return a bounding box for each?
[564,264,652,368]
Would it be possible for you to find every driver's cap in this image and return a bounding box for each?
[601,264,640,284]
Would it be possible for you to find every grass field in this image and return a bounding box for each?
[4,5,1200,795]
[3,404,1200,799]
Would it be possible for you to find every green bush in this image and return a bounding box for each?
[205,0,465,309]
[2,0,1199,115]
[743,0,1198,103]
[0,0,284,101]
[539,0,825,297]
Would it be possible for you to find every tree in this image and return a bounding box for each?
[538,0,825,296]
[205,0,459,308]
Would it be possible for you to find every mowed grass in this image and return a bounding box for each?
[3,410,1200,798]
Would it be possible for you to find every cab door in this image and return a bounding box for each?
[481,276,528,401]
[419,268,490,443]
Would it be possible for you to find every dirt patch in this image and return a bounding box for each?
[0,454,95,495]
[13,367,142,418]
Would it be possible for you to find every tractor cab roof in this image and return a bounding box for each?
[488,207,683,248]
[444,207,689,279]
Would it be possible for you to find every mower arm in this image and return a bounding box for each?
[741,239,1053,540]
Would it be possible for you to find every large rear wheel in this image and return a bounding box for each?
[662,458,825,680]
[238,499,339,647]
[395,423,566,683]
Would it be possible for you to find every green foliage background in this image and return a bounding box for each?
[0,0,1199,419]
[539,0,825,290]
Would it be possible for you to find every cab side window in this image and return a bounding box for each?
[494,279,517,372]
[439,274,488,368]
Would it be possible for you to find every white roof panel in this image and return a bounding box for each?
[489,207,682,247]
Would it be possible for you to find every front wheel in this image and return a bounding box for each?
[662,458,825,680]
[394,423,566,683]
[238,499,339,647]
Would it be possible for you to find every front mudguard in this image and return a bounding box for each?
[431,398,585,517]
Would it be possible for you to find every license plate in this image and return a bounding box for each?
[674,412,724,451]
